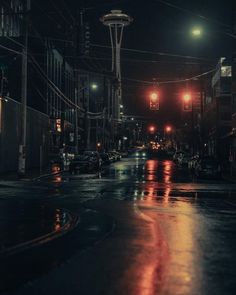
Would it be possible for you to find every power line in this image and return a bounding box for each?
[29,54,103,116]
[0,43,22,55]
[86,55,215,66]
[121,67,216,85]
[154,0,232,29]
[91,43,217,61]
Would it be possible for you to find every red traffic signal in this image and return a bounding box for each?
[182,92,192,111]
[149,91,159,110]
[148,125,156,133]
[150,92,158,102]
[165,125,172,133]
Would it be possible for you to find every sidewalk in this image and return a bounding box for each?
[0,165,63,182]
[0,208,78,256]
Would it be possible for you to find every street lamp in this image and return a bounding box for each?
[191,27,202,37]
[90,83,98,90]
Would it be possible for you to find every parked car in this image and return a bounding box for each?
[107,152,116,162]
[188,155,200,170]
[111,151,122,161]
[173,151,183,163]
[166,148,175,157]
[178,153,191,166]
[195,157,221,178]
[69,151,102,174]
[99,152,111,165]
[69,155,91,174]
[119,150,129,157]
[134,150,147,158]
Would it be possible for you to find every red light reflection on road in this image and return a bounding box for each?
[163,160,172,183]
[164,187,171,204]
[145,160,158,181]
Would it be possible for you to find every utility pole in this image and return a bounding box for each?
[18,0,30,176]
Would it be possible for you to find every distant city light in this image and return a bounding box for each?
[91,83,98,90]
[192,27,202,37]
[148,125,156,133]
[165,126,172,132]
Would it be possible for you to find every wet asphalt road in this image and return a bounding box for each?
[1,156,236,295]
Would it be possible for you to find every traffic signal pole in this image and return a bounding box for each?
[18,0,30,177]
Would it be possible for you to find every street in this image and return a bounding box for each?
[1,155,236,295]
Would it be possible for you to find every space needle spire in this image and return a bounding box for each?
[100,10,133,120]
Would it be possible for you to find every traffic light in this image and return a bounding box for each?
[148,125,156,133]
[182,93,192,111]
[165,125,172,133]
[149,91,159,110]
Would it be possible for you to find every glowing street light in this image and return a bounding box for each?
[91,83,98,90]
[165,125,172,133]
[148,125,156,133]
[191,27,202,37]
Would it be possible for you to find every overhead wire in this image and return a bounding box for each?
[2,33,103,116]
[86,55,215,66]
[121,67,216,85]
[29,53,103,116]
[153,0,232,29]
[0,43,22,55]
[153,0,236,39]
[91,43,217,61]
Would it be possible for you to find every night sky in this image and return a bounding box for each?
[36,0,235,126]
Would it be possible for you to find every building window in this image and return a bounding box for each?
[221,112,231,121]
[221,66,232,77]
[220,97,231,106]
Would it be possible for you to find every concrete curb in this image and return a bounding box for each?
[0,209,79,257]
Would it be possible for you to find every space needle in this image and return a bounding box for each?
[100,10,133,121]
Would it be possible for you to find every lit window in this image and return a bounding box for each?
[221,66,232,77]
